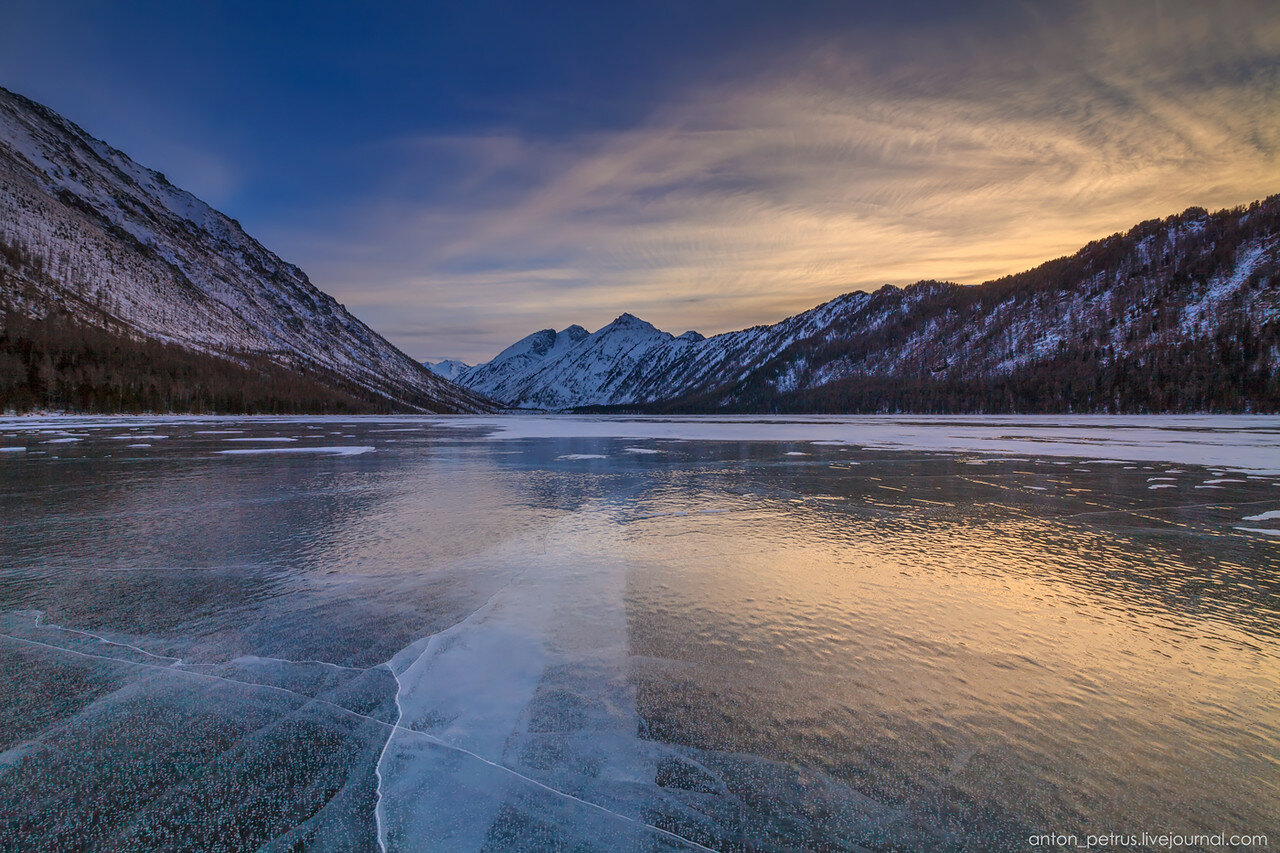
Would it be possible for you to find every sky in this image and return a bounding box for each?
[2,1,1278,363]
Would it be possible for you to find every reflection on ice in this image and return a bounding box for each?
[373,517,682,850]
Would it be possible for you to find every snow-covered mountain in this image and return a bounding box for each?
[423,359,471,382]
[0,86,492,413]
[459,308,849,410]
[460,198,1280,412]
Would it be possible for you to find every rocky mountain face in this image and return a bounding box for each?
[0,86,492,413]
[458,197,1280,413]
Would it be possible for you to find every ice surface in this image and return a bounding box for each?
[1,414,1279,850]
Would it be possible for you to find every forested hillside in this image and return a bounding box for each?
[0,238,410,413]
[663,199,1280,414]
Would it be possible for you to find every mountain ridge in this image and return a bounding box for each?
[454,197,1280,413]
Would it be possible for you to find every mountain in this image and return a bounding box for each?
[423,359,471,382]
[460,197,1280,413]
[0,86,492,414]
[459,311,836,410]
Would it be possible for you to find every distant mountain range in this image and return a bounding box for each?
[0,86,491,414]
[441,197,1280,413]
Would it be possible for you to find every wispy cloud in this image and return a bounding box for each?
[274,0,1280,362]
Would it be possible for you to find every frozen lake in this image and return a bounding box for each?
[0,415,1277,851]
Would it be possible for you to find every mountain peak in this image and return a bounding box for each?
[491,329,557,363]
[423,359,472,382]
[605,312,658,333]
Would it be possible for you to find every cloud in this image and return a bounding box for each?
[277,0,1280,362]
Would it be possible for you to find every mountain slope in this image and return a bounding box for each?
[0,86,492,413]
[459,197,1280,413]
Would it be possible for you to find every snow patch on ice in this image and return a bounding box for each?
[1235,526,1280,537]
[217,446,373,456]
[1242,510,1280,522]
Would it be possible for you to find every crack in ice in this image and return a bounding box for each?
[0,628,718,852]
[32,611,183,666]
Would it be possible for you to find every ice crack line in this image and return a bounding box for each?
[22,612,380,673]
[0,630,718,852]
[222,654,370,674]
[387,720,721,853]
[31,610,183,666]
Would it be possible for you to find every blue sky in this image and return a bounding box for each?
[2,1,1277,361]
